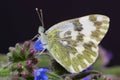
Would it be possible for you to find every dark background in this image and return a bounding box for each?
[0,0,120,66]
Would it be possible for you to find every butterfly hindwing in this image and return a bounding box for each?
[45,14,110,73]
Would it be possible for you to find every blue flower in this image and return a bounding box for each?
[82,66,92,80]
[34,68,49,80]
[82,76,91,80]
[99,46,113,67]
[34,39,44,51]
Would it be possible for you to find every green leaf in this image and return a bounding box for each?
[0,67,10,76]
[46,72,63,80]
[92,56,103,71]
[102,66,120,76]
[37,54,51,68]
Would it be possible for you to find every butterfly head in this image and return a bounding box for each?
[39,26,45,34]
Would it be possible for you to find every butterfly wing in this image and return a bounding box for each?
[45,14,110,73]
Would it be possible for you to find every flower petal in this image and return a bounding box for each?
[34,68,49,80]
[34,39,44,51]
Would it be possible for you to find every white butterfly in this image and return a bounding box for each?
[37,14,110,73]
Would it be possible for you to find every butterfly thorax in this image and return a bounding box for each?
[38,26,48,45]
[38,32,48,48]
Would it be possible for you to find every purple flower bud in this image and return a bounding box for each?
[17,63,22,69]
[20,47,25,53]
[32,58,38,64]
[22,71,29,77]
[30,49,35,55]
[28,49,35,58]
[16,72,20,76]
[24,41,31,49]
[26,60,33,67]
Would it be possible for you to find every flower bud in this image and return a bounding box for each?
[22,71,29,77]
[28,49,35,58]
[12,50,17,60]
[16,72,22,77]
[20,47,24,53]
[32,58,38,64]
[15,43,21,50]
[17,63,22,68]
[24,41,31,49]
[16,72,20,76]
[17,63,23,72]
[26,60,33,67]
[9,47,15,52]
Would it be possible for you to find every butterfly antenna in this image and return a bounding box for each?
[35,8,44,27]
[31,8,44,41]
[40,9,44,27]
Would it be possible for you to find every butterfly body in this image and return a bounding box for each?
[38,14,110,73]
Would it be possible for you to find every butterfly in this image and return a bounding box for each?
[36,14,110,73]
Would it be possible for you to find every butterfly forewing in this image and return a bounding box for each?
[45,14,110,73]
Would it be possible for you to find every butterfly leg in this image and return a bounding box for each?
[38,48,46,56]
